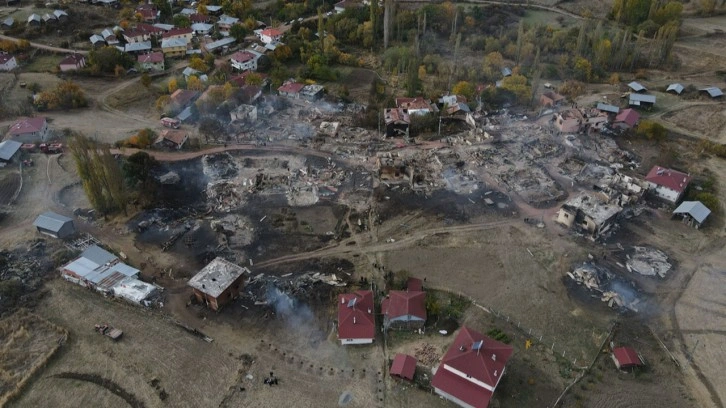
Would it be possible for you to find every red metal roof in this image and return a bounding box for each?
[190,13,209,23]
[407,277,423,291]
[138,52,163,63]
[615,108,640,127]
[435,326,513,389]
[390,354,417,381]
[170,89,200,107]
[381,290,426,321]
[261,28,282,37]
[8,117,46,135]
[384,108,410,125]
[59,53,85,66]
[396,97,433,111]
[431,365,493,408]
[158,129,187,145]
[645,166,691,194]
[136,23,164,34]
[278,81,305,94]
[163,27,193,38]
[229,71,267,86]
[231,51,255,63]
[613,347,642,368]
[337,290,375,341]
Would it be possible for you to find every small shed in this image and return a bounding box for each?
[33,211,75,238]
[390,354,417,381]
[673,201,711,229]
[666,83,684,95]
[629,93,656,108]
[612,346,644,370]
[627,81,647,93]
[699,87,723,98]
[0,140,22,162]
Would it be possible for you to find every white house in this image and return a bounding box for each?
[137,52,165,72]
[259,28,282,44]
[58,53,86,72]
[645,166,691,204]
[431,327,514,408]
[7,117,49,143]
[0,54,18,71]
[230,50,257,71]
[337,290,375,345]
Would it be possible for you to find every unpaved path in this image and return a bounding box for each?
[0,34,89,54]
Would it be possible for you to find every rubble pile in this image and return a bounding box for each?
[567,264,602,290]
[206,181,247,212]
[414,343,440,366]
[0,240,55,310]
[158,171,181,185]
[243,271,347,306]
[211,214,255,247]
[202,153,238,179]
[626,246,671,278]
[567,263,641,312]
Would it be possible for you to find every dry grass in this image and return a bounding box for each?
[0,310,68,407]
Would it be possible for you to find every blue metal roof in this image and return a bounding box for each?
[673,201,711,224]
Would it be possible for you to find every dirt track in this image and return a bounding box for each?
[0,34,89,54]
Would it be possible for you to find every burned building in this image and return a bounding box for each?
[556,193,622,238]
[188,257,250,311]
[554,109,584,133]
[384,108,410,137]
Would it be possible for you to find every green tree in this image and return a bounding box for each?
[141,73,152,88]
[155,95,170,113]
[168,78,178,93]
[244,72,263,86]
[68,134,127,215]
[635,119,667,141]
[35,81,88,111]
[230,24,248,42]
[573,57,593,82]
[123,151,159,205]
[500,74,531,104]
[88,46,133,74]
[451,81,475,102]
[198,117,225,143]
[187,75,204,91]
[189,56,208,72]
[173,15,191,28]
[694,192,720,213]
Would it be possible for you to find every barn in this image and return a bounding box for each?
[33,211,75,238]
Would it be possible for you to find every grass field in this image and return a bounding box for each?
[24,55,62,73]
[0,310,68,407]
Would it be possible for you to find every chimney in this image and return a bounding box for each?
[368,308,371,314]
[353,317,357,324]
[342,298,345,304]
[492,354,496,361]
[459,345,465,352]
[493,370,498,377]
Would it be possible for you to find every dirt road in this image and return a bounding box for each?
[0,34,89,54]
[110,144,372,171]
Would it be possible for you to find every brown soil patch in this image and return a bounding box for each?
[662,104,726,142]
[0,310,68,406]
